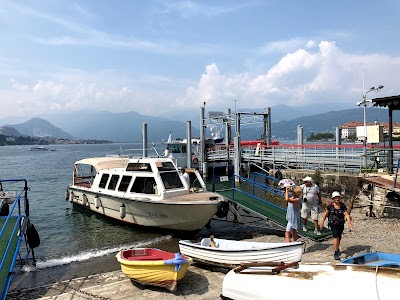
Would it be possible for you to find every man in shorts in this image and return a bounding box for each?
[300,176,322,235]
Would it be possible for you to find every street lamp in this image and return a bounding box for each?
[357,85,384,168]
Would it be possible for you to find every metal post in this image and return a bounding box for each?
[142,122,147,157]
[200,107,205,173]
[363,96,367,169]
[186,121,192,168]
[234,113,241,182]
[263,107,271,145]
[297,125,303,145]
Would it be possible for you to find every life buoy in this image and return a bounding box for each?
[192,156,199,164]
[220,146,226,151]
[216,201,229,218]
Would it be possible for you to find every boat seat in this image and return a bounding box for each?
[126,255,164,261]
[200,239,219,248]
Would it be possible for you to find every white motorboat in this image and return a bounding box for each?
[221,262,399,300]
[179,237,303,268]
[66,156,226,232]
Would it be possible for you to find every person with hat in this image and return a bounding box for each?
[320,191,353,260]
[300,176,322,235]
[284,185,302,242]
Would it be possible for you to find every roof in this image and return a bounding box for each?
[75,157,129,172]
[372,95,400,110]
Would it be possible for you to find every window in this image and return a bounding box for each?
[99,174,109,189]
[155,161,176,172]
[126,163,152,172]
[107,175,120,190]
[160,171,184,190]
[130,177,156,194]
[118,175,132,192]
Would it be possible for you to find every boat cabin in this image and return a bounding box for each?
[72,157,206,198]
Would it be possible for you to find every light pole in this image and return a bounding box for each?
[357,85,384,168]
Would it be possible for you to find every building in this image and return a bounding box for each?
[341,121,400,140]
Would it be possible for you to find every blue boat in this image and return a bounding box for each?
[0,179,40,300]
[341,252,400,268]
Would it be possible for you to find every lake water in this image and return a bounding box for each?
[1,143,184,270]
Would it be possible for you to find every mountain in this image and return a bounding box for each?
[10,118,74,139]
[1,105,399,142]
[0,126,25,137]
[239,107,400,140]
[37,111,197,142]
[156,102,354,123]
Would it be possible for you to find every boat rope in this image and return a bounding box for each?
[375,266,381,300]
[29,266,112,300]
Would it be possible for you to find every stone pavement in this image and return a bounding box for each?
[8,265,228,300]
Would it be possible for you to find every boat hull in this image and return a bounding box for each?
[222,263,400,300]
[68,188,222,231]
[116,249,192,291]
[179,238,303,267]
[341,252,400,267]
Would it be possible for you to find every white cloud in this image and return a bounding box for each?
[182,41,400,109]
[160,0,262,19]
[258,38,307,55]
[1,40,400,119]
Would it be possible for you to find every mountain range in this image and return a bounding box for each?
[1,105,399,142]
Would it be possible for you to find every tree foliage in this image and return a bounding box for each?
[307,132,334,141]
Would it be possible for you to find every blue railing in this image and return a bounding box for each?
[228,174,286,213]
[0,179,29,300]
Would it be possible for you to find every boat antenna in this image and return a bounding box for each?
[152,142,160,157]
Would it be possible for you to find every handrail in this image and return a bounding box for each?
[0,179,29,300]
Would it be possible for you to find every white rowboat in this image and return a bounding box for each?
[179,237,303,268]
[221,262,400,300]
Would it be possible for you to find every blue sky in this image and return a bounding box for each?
[1,0,399,119]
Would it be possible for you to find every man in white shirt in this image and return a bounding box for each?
[181,168,190,187]
[300,176,322,235]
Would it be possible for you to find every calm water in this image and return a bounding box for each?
[1,143,177,269]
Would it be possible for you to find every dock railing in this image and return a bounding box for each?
[206,144,400,173]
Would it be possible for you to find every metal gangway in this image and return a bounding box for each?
[215,172,331,241]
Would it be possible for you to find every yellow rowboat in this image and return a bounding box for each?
[116,248,193,291]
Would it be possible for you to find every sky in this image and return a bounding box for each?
[1,0,400,119]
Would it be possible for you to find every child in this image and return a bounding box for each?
[320,191,353,260]
[285,186,302,242]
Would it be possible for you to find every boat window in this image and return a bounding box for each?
[99,174,109,189]
[155,162,176,171]
[160,171,184,190]
[107,175,120,190]
[130,177,156,194]
[118,175,132,192]
[126,163,152,172]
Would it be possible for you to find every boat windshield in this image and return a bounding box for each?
[166,144,186,154]
[160,171,184,190]
[74,164,96,187]
[155,161,176,171]
[126,163,152,172]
